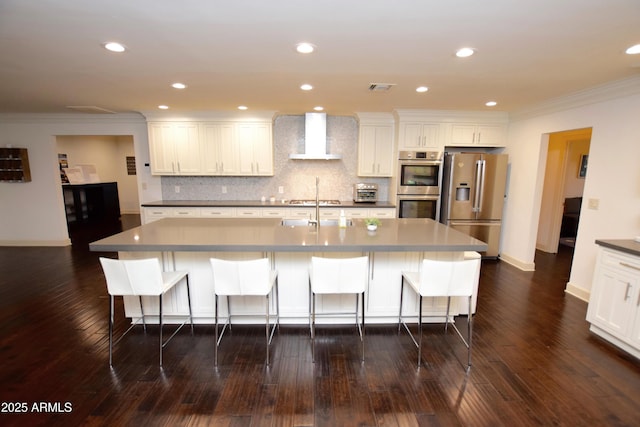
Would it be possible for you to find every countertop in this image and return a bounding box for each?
[595,239,640,257]
[141,200,396,209]
[89,218,487,253]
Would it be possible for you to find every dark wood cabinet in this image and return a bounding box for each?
[0,147,31,182]
[62,182,121,225]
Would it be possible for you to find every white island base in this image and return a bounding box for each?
[118,250,479,326]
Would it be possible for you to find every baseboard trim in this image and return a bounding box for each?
[499,253,535,271]
[0,239,71,247]
[565,282,590,302]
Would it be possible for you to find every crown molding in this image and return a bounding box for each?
[0,112,145,124]
[509,74,640,122]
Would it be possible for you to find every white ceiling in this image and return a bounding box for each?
[1,0,639,116]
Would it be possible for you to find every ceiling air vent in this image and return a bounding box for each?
[368,83,396,92]
[66,106,117,114]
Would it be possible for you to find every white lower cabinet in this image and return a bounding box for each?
[142,206,396,224]
[587,246,640,359]
[120,250,471,324]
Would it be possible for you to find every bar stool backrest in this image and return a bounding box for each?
[418,258,480,297]
[99,258,165,297]
[310,256,368,294]
[210,258,272,296]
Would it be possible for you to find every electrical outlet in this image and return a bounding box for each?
[221,186,227,194]
[587,198,599,210]
[174,185,180,193]
[278,186,284,194]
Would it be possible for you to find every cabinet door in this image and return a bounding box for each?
[358,125,378,175]
[399,123,424,149]
[450,124,477,146]
[201,123,236,175]
[237,122,273,176]
[148,123,177,174]
[588,264,638,337]
[420,124,441,149]
[359,125,393,177]
[250,123,274,175]
[173,123,201,174]
[476,124,505,147]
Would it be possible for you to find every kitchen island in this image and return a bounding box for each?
[90,218,487,324]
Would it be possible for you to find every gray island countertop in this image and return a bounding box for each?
[89,218,487,253]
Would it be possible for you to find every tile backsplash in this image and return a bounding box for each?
[161,115,390,202]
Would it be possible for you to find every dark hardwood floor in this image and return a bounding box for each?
[1,218,640,426]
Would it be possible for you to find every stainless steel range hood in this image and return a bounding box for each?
[289,113,342,160]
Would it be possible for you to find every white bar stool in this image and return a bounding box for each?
[309,256,369,362]
[210,258,279,366]
[99,257,193,367]
[398,253,481,371]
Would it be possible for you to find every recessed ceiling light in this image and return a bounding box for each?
[158,105,169,110]
[300,84,313,91]
[296,42,315,54]
[456,47,475,58]
[313,106,324,111]
[416,86,429,93]
[485,101,497,107]
[172,82,187,89]
[103,42,126,53]
[626,44,640,54]
[238,105,248,110]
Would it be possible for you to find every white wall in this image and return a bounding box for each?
[503,82,640,299]
[0,114,156,245]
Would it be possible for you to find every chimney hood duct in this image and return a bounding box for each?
[289,113,342,160]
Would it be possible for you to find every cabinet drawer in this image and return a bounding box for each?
[200,207,235,218]
[285,208,314,218]
[602,249,640,272]
[262,208,287,218]
[319,209,340,219]
[236,208,262,217]
[368,208,396,218]
[343,208,368,218]
[172,208,200,217]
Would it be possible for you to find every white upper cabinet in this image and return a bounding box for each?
[449,123,506,147]
[148,122,200,175]
[201,122,237,175]
[398,122,442,150]
[236,122,274,176]
[358,123,394,177]
[146,112,274,176]
[394,109,508,151]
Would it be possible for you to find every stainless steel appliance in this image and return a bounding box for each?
[440,152,508,258]
[396,151,443,219]
[353,183,378,203]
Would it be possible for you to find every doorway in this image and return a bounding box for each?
[56,135,141,248]
[536,128,592,254]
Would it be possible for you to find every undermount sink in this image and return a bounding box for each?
[281,218,353,227]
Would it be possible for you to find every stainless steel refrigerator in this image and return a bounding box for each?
[440,153,508,258]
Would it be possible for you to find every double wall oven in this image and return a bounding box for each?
[396,150,443,220]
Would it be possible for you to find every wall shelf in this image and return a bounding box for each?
[0,147,31,182]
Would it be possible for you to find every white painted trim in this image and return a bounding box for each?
[141,110,278,122]
[499,253,536,271]
[0,239,71,247]
[565,282,590,302]
[509,75,640,121]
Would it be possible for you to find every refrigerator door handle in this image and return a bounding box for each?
[477,159,486,213]
[473,160,483,212]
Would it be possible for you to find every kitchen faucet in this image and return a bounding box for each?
[309,176,320,229]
